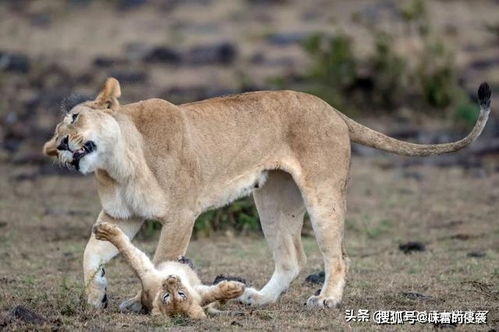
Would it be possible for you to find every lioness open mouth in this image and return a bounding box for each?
[71,141,96,171]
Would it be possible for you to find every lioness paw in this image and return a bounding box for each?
[219,280,245,299]
[238,287,267,306]
[86,269,108,309]
[119,297,145,314]
[93,222,121,241]
[305,295,341,309]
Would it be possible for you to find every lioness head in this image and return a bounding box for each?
[43,78,122,174]
[155,275,206,319]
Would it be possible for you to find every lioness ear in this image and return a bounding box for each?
[95,77,121,110]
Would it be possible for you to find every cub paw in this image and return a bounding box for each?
[218,280,245,299]
[305,295,341,309]
[93,222,121,241]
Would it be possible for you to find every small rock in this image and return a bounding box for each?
[305,271,325,284]
[399,241,426,254]
[143,46,181,64]
[401,292,433,300]
[267,32,308,46]
[213,275,247,285]
[93,56,119,68]
[2,138,23,153]
[469,58,499,70]
[231,321,243,327]
[0,52,30,73]
[186,42,237,65]
[110,70,147,84]
[467,251,486,258]
[11,305,46,325]
[402,170,423,181]
[13,173,38,182]
[450,233,482,241]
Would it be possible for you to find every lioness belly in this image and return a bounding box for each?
[199,170,268,211]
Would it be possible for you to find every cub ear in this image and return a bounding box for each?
[95,77,121,110]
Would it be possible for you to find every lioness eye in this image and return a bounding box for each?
[178,291,186,298]
[71,113,79,123]
[162,293,170,303]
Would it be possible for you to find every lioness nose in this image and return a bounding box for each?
[57,136,69,151]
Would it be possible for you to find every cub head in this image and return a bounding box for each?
[154,275,206,319]
[43,78,122,174]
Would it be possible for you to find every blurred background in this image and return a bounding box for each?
[0,0,498,235]
[1,1,499,330]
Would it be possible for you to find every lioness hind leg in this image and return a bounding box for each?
[83,211,143,309]
[294,162,349,309]
[304,191,347,308]
[239,171,306,305]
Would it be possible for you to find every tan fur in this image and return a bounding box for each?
[43,78,490,310]
[92,223,244,319]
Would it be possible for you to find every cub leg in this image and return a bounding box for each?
[120,214,196,313]
[83,211,143,309]
[239,171,306,305]
[92,223,155,280]
[195,281,246,306]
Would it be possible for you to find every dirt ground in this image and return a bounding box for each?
[0,157,497,331]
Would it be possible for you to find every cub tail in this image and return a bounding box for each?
[339,83,491,156]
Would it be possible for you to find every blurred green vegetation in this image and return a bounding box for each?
[301,32,356,110]
[139,197,261,239]
[278,0,479,126]
[194,198,260,236]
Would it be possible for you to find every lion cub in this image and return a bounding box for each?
[92,223,245,319]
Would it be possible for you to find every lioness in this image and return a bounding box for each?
[43,78,491,310]
[92,222,245,318]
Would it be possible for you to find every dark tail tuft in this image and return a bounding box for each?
[478,82,491,108]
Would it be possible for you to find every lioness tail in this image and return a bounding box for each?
[339,83,491,156]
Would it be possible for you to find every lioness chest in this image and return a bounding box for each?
[95,170,166,219]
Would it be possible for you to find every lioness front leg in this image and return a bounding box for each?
[84,211,143,309]
[196,281,245,306]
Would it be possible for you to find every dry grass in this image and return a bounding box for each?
[0,157,498,331]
